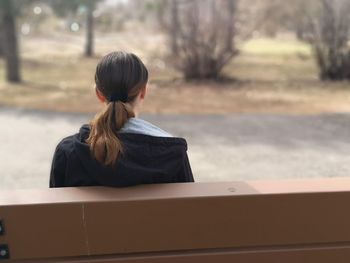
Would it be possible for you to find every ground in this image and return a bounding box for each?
[1,107,350,190]
[1,33,350,114]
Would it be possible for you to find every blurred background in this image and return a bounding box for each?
[1,0,350,190]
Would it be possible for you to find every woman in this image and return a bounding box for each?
[50,51,194,187]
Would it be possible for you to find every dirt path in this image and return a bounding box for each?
[1,107,350,190]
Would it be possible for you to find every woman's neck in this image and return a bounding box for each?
[129,102,139,118]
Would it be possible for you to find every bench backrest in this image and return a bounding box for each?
[1,178,350,262]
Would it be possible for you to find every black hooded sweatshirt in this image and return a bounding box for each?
[50,125,194,188]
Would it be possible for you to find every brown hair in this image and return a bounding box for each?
[87,51,148,166]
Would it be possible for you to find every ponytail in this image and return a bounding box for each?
[88,51,148,166]
[87,101,135,166]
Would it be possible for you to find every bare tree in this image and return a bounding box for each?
[0,24,3,57]
[170,0,180,56]
[50,0,98,57]
[225,0,236,52]
[156,0,168,30]
[0,0,21,83]
[85,0,95,57]
[167,0,238,80]
[238,0,311,40]
[306,0,350,80]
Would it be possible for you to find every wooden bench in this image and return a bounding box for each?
[1,178,350,262]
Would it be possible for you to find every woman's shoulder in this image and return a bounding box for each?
[54,133,78,157]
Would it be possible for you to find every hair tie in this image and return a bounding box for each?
[109,92,128,103]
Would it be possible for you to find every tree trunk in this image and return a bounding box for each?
[225,0,236,52]
[170,0,180,56]
[84,0,94,57]
[0,25,4,57]
[156,0,168,30]
[0,0,21,82]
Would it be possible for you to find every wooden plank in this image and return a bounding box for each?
[10,245,350,263]
[249,177,350,194]
[0,182,257,206]
[1,177,350,207]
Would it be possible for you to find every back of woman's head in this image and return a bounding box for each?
[87,51,149,166]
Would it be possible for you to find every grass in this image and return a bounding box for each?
[1,33,350,114]
[241,38,312,56]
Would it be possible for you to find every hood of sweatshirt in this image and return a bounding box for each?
[65,124,191,187]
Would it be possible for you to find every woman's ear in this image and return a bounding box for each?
[95,87,107,103]
[140,84,148,100]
